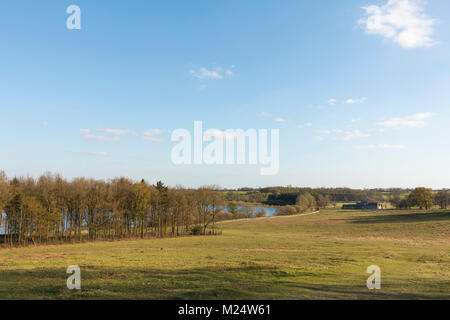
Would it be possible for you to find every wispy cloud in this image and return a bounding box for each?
[142,129,163,142]
[80,129,120,142]
[351,118,362,123]
[328,98,337,106]
[260,112,286,123]
[74,151,109,157]
[189,66,234,80]
[225,69,234,77]
[336,130,371,141]
[345,97,367,105]
[376,144,405,149]
[357,144,405,150]
[297,122,313,129]
[80,127,164,142]
[190,67,222,80]
[316,97,366,108]
[318,129,343,135]
[316,129,370,141]
[83,134,119,142]
[358,0,438,49]
[97,128,136,136]
[377,112,434,128]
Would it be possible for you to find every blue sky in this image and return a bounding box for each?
[1,0,449,188]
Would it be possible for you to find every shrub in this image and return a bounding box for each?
[276,205,297,216]
[256,208,266,217]
[190,225,203,235]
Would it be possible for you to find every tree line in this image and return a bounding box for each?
[231,187,406,206]
[0,171,231,247]
[275,192,327,216]
[231,186,449,211]
[390,187,448,210]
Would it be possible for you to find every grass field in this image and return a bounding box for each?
[0,209,449,300]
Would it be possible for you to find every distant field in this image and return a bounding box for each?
[0,209,449,299]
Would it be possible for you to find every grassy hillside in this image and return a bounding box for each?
[0,209,448,299]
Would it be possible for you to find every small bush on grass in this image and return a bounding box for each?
[190,225,203,235]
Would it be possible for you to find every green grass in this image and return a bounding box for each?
[0,209,449,299]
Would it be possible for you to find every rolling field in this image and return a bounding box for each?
[0,209,449,300]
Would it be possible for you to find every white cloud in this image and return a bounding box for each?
[190,67,222,80]
[260,111,271,117]
[142,129,163,142]
[377,144,405,149]
[335,130,371,141]
[318,129,344,135]
[97,128,136,136]
[317,129,370,141]
[297,122,313,129]
[80,128,136,142]
[351,118,362,123]
[328,98,337,106]
[377,112,434,127]
[225,69,234,77]
[189,66,234,80]
[358,144,405,149]
[143,129,162,135]
[346,98,367,104]
[74,151,109,157]
[358,0,437,49]
[80,129,120,142]
[275,117,286,123]
[80,128,164,142]
[82,133,119,142]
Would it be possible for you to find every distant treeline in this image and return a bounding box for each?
[389,188,448,210]
[0,171,237,247]
[228,186,448,211]
[226,187,411,205]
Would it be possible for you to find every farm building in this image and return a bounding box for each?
[342,202,384,210]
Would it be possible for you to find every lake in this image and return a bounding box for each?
[225,206,279,217]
